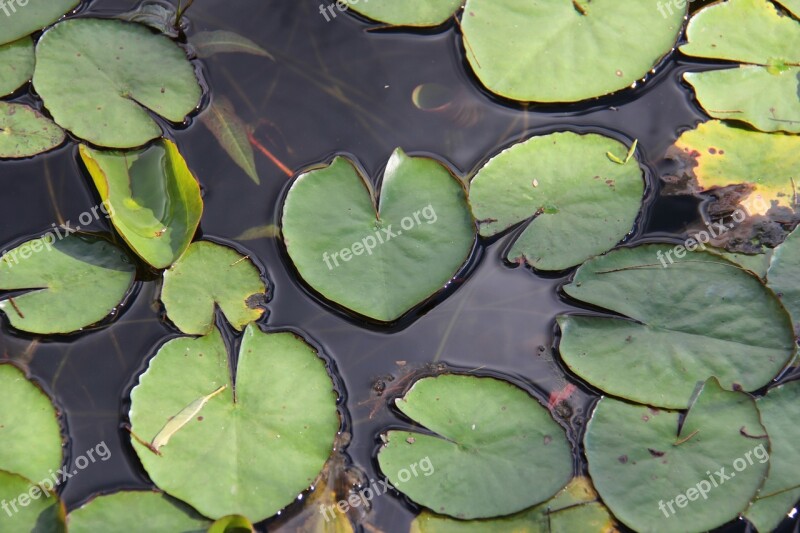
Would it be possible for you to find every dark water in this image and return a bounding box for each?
[0,0,796,531]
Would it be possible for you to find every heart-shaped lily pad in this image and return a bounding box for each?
[470,132,644,271]
[67,491,210,533]
[410,477,615,532]
[585,378,769,533]
[558,244,795,408]
[681,0,800,133]
[377,374,573,519]
[0,470,65,532]
[161,240,268,335]
[33,18,202,148]
[0,234,136,334]
[342,0,462,26]
[129,324,339,522]
[0,102,65,159]
[0,37,34,97]
[0,364,62,482]
[767,226,800,332]
[744,381,800,532]
[0,0,78,46]
[282,149,475,322]
[80,140,203,269]
[459,0,685,102]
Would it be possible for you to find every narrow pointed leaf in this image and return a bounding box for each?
[191,30,273,59]
[200,97,259,184]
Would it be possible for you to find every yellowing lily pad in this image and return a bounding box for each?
[681,0,800,133]
[470,132,644,271]
[129,324,339,522]
[79,140,203,269]
[377,374,573,519]
[34,18,202,148]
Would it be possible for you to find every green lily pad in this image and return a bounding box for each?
[0,364,62,481]
[129,324,339,522]
[79,140,203,269]
[664,120,800,249]
[767,226,800,331]
[199,97,259,184]
[161,240,268,335]
[681,0,800,133]
[0,235,136,334]
[745,381,800,531]
[470,132,644,271]
[377,374,572,519]
[459,0,686,102]
[67,491,210,533]
[585,378,769,533]
[409,477,616,532]
[33,18,202,148]
[0,470,65,532]
[0,37,34,96]
[282,149,475,322]
[208,515,255,533]
[342,0,462,26]
[0,0,78,46]
[0,102,65,159]
[709,248,773,280]
[558,244,795,408]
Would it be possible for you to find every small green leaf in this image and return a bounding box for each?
[0,364,62,482]
[190,30,273,59]
[67,491,210,533]
[0,102,65,158]
[33,18,202,148]
[0,0,78,46]
[129,325,339,522]
[200,97,259,184]
[80,140,203,269]
[0,36,34,97]
[586,378,769,533]
[161,241,268,335]
[377,374,573,519]
[0,235,136,334]
[0,470,65,532]
[558,244,795,408]
[470,132,644,271]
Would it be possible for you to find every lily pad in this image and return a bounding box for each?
[0,235,136,334]
[33,18,202,148]
[342,0,462,26]
[0,37,34,96]
[558,244,795,408]
[681,0,800,133]
[409,477,616,532]
[208,515,255,533]
[129,324,339,522]
[0,0,78,46]
[744,381,800,531]
[79,140,203,269]
[161,240,268,335]
[470,132,644,271]
[585,378,769,533]
[0,364,62,481]
[459,0,686,102]
[282,149,475,322]
[0,102,65,159]
[663,120,800,248]
[199,97,260,184]
[767,226,800,331]
[377,374,572,519]
[67,491,210,533]
[0,470,65,532]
